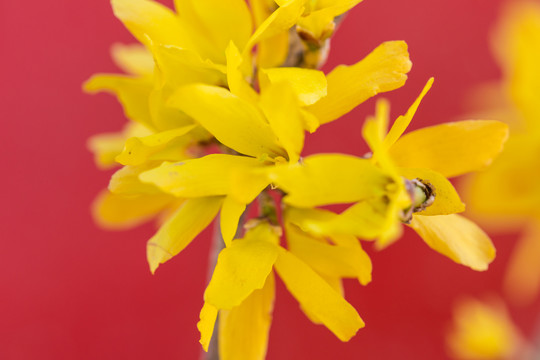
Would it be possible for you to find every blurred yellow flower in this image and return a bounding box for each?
[464,1,540,304]
[447,297,520,360]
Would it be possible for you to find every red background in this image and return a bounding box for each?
[2,0,537,359]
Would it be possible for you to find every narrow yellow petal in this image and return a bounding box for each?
[83,74,154,129]
[259,67,327,106]
[197,302,218,352]
[139,154,267,198]
[246,0,306,51]
[399,168,465,216]
[220,196,246,247]
[168,84,286,158]
[274,247,364,341]
[226,42,259,104]
[271,154,392,207]
[410,214,496,271]
[297,0,363,40]
[204,224,279,309]
[228,167,272,205]
[218,272,275,360]
[115,125,196,166]
[383,77,434,150]
[110,43,154,76]
[92,190,173,230]
[147,196,223,273]
[286,223,372,285]
[259,82,304,163]
[390,120,509,178]
[306,41,412,124]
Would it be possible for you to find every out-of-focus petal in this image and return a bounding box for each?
[83,74,154,129]
[111,43,155,76]
[218,273,275,360]
[390,120,509,178]
[92,190,173,230]
[306,41,412,124]
[504,222,540,305]
[410,214,496,271]
[274,247,364,341]
[147,196,223,273]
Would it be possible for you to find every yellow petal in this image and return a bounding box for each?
[110,43,154,76]
[399,168,465,216]
[274,247,364,341]
[92,190,173,230]
[390,120,509,178]
[197,302,218,352]
[168,84,286,158]
[83,74,154,129]
[218,272,275,360]
[173,0,253,63]
[139,154,267,197]
[271,154,392,207]
[109,164,164,195]
[147,196,223,273]
[259,82,304,163]
[226,42,259,104]
[115,125,196,166]
[204,224,279,309]
[383,77,434,150]
[246,0,306,51]
[151,44,226,88]
[220,196,246,247]
[286,222,372,285]
[306,41,412,124]
[259,67,327,106]
[297,0,363,40]
[111,0,193,50]
[87,122,152,169]
[228,167,272,205]
[410,214,496,271]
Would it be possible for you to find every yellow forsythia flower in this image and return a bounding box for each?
[272,80,508,271]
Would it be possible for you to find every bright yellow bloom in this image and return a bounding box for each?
[198,221,365,359]
[447,297,520,360]
[464,2,540,305]
[272,79,508,271]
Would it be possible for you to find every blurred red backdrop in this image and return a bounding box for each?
[2,0,537,359]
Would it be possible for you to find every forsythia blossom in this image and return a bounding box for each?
[85,0,508,358]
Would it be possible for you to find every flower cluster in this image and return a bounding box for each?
[85,0,508,358]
